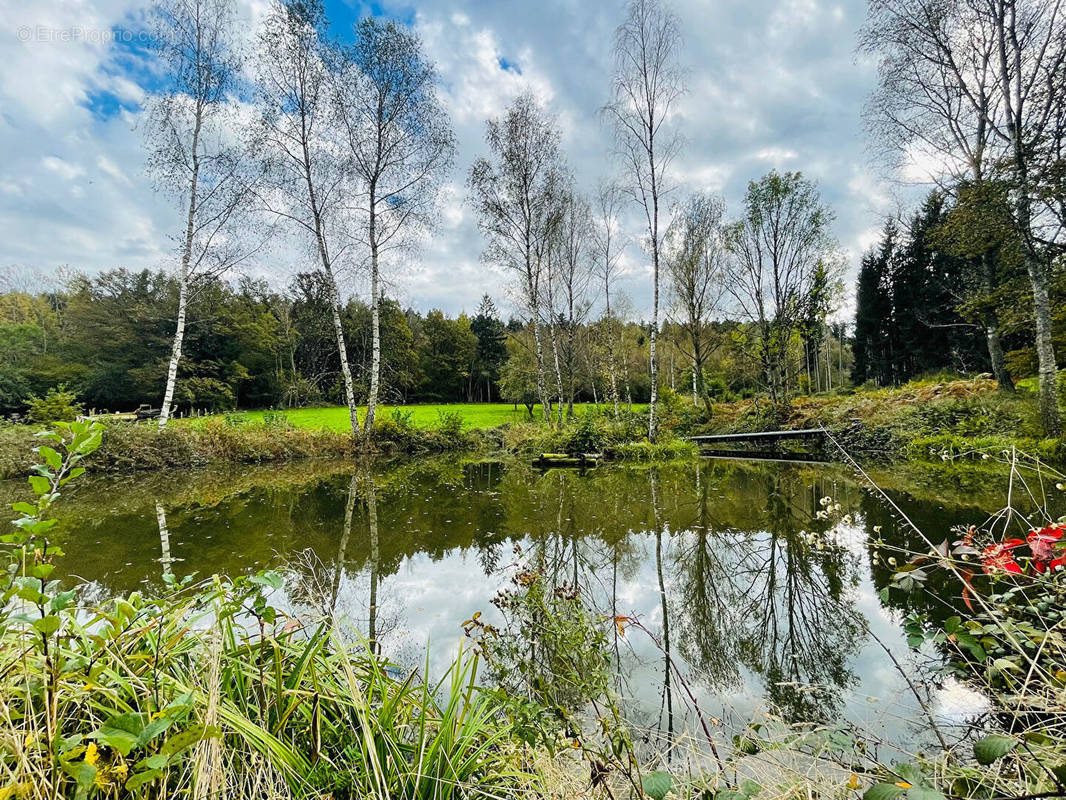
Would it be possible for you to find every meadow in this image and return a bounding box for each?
[199,402,637,431]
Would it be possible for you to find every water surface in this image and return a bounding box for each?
[2,455,1045,749]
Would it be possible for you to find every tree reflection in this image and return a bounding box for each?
[155,501,177,580]
[679,468,864,722]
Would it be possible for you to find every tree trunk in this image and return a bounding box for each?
[531,313,550,423]
[159,273,189,428]
[367,477,379,655]
[159,116,201,428]
[363,201,381,441]
[1026,250,1060,435]
[325,266,359,435]
[549,316,565,426]
[606,298,620,419]
[155,502,174,579]
[984,315,1014,392]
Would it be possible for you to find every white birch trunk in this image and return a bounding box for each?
[363,201,381,440]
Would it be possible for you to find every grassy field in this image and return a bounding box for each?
[201,402,619,431]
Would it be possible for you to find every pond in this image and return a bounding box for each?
[1,454,1052,752]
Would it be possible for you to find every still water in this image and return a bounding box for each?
[1,455,1039,747]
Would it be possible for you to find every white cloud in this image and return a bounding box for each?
[0,0,895,315]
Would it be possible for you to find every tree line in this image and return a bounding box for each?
[853,190,1066,390]
[0,265,853,416]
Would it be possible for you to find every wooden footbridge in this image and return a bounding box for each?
[689,428,834,460]
[688,428,826,446]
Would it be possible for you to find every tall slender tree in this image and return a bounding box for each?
[664,193,726,413]
[333,18,455,440]
[469,92,566,424]
[725,171,842,406]
[605,0,685,442]
[591,182,626,417]
[557,189,594,417]
[145,0,257,427]
[254,0,359,434]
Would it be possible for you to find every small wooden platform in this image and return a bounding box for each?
[533,453,602,468]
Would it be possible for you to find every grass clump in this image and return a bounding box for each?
[0,424,542,799]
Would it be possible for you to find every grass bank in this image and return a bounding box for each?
[3,379,1059,479]
[0,402,680,480]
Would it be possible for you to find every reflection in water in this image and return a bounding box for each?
[155,501,176,580]
[7,455,1044,744]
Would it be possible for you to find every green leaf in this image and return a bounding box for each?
[31,564,55,581]
[733,735,760,755]
[33,615,60,635]
[37,445,62,471]
[642,770,672,800]
[248,571,283,590]
[954,632,986,661]
[740,779,762,797]
[28,475,51,496]
[974,734,1016,765]
[50,590,76,613]
[863,784,905,800]
[906,789,946,800]
[137,714,181,747]
[161,724,219,757]
[125,768,164,790]
[89,713,147,756]
[135,754,169,771]
[11,502,37,515]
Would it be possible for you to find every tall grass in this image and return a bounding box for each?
[0,424,542,799]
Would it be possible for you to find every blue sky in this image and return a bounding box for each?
[0,0,910,317]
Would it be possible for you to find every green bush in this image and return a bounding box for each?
[26,385,82,423]
[565,415,606,454]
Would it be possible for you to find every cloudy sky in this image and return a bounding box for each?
[0,0,903,318]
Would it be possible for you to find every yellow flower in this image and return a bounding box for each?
[84,742,100,767]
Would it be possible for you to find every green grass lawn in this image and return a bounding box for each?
[198,403,617,431]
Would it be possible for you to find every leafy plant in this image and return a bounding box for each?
[26,385,83,424]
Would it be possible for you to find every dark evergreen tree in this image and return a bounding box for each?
[470,295,507,402]
[853,194,991,387]
[852,221,897,386]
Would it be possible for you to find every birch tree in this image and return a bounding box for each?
[725,172,842,407]
[591,182,626,417]
[145,0,257,427]
[333,18,455,440]
[557,189,593,418]
[469,92,566,424]
[253,0,360,434]
[604,0,684,442]
[665,193,726,413]
[861,0,1066,433]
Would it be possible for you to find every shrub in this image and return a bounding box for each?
[565,415,606,454]
[26,385,82,423]
[435,409,466,445]
[261,409,291,429]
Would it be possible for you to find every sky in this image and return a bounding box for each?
[0,0,905,320]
